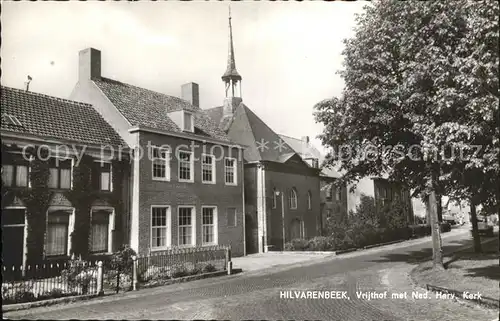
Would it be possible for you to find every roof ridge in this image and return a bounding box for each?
[1,86,93,108]
[98,77,194,107]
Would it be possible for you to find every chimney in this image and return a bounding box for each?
[79,48,101,82]
[181,82,200,107]
[301,136,310,144]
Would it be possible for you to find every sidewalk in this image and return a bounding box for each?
[411,234,499,302]
[232,251,334,273]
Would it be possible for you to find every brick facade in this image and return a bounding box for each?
[134,131,245,257]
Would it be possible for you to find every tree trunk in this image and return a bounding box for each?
[424,195,431,225]
[428,191,444,269]
[437,194,443,223]
[470,199,482,253]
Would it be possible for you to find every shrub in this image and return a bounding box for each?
[284,238,309,251]
[203,263,217,273]
[61,257,96,294]
[306,236,334,251]
[171,264,189,278]
[38,288,65,300]
[440,222,451,233]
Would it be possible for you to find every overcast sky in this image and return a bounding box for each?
[1,1,366,152]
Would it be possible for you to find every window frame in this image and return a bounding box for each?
[89,206,115,254]
[93,160,113,192]
[224,157,237,186]
[335,187,342,201]
[307,191,312,210]
[182,111,194,133]
[2,206,28,271]
[150,205,171,251]
[151,146,171,181]
[177,206,196,247]
[201,154,216,184]
[45,206,75,258]
[289,188,298,210]
[1,152,31,188]
[47,157,73,190]
[178,150,194,183]
[201,206,218,246]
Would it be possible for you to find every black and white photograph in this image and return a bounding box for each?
[1,1,499,320]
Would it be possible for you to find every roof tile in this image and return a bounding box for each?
[1,86,126,147]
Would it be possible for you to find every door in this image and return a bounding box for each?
[245,214,259,254]
[2,208,26,280]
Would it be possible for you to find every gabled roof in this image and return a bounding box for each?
[279,133,342,178]
[205,104,299,163]
[1,86,126,147]
[93,77,230,142]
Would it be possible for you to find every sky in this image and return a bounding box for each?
[1,1,366,153]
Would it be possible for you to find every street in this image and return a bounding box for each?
[4,228,498,321]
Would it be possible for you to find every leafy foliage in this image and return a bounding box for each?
[314,0,499,209]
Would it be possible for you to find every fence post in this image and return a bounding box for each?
[132,255,138,291]
[97,261,104,296]
[226,246,232,275]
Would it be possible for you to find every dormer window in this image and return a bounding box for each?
[183,111,194,132]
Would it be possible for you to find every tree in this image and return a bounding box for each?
[314,0,498,267]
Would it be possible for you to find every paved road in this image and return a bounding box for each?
[4,228,498,321]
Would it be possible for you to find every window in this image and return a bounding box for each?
[326,209,332,218]
[46,210,71,257]
[202,207,217,245]
[201,154,215,184]
[336,188,342,201]
[90,209,113,253]
[307,191,312,210]
[151,206,170,249]
[289,188,298,209]
[93,161,113,191]
[48,158,72,189]
[1,153,29,187]
[151,146,170,181]
[178,151,193,182]
[227,208,237,227]
[178,207,195,246]
[326,185,332,201]
[224,158,237,185]
[183,112,194,132]
[272,188,277,209]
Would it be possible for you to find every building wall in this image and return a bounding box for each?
[243,165,259,254]
[263,162,321,250]
[373,178,415,224]
[319,177,348,233]
[135,131,245,257]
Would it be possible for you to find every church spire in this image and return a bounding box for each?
[222,5,242,99]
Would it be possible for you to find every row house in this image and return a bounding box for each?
[205,13,321,253]
[1,86,130,270]
[69,48,246,256]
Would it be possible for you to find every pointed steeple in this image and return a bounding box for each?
[222,6,242,82]
[221,5,242,118]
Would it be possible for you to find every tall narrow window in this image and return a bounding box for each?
[289,188,298,209]
[224,158,237,185]
[202,207,217,245]
[46,210,71,257]
[178,207,194,246]
[151,206,169,249]
[92,161,113,191]
[178,151,193,182]
[272,188,277,209]
[201,154,215,184]
[90,209,112,253]
[336,187,342,201]
[151,146,170,181]
[48,158,72,189]
[307,191,312,210]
